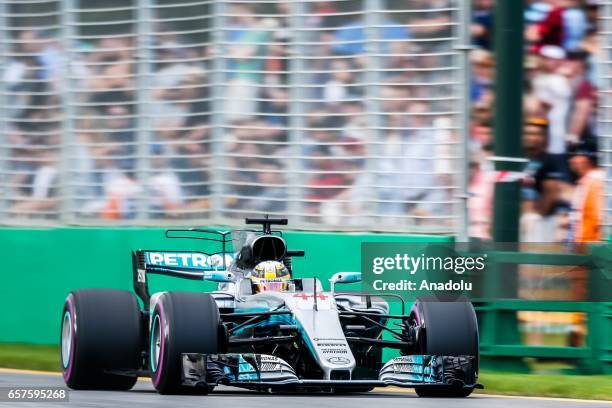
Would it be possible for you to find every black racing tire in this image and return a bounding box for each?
[60,289,143,390]
[411,296,479,356]
[411,296,478,398]
[150,292,221,395]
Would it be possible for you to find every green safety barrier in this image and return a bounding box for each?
[472,244,612,374]
[0,227,448,345]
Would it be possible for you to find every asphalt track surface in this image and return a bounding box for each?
[0,370,609,408]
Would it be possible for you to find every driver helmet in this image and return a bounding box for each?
[251,261,291,293]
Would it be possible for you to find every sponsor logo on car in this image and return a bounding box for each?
[327,356,351,365]
[145,251,234,271]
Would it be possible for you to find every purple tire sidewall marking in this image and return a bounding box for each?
[410,302,422,325]
[62,295,76,382]
[410,302,425,352]
[152,300,166,388]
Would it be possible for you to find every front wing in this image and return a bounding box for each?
[181,353,482,391]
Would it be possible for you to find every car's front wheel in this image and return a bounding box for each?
[411,296,479,398]
[150,292,221,395]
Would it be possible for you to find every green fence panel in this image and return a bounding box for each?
[475,243,612,374]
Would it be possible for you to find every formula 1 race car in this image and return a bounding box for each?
[60,217,481,397]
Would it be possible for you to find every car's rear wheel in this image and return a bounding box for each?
[61,289,143,390]
[411,296,479,398]
[150,292,221,395]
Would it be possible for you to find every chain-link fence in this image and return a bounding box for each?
[601,1,612,237]
[0,0,470,233]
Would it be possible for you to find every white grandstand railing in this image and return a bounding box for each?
[0,0,470,234]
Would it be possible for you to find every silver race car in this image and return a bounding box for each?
[60,217,481,397]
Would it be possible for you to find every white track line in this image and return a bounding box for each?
[0,367,61,376]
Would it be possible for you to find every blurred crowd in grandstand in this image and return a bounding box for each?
[469,0,604,242]
[219,1,458,228]
[1,0,606,242]
[2,0,458,228]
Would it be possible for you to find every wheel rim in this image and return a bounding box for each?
[61,311,72,369]
[150,314,161,372]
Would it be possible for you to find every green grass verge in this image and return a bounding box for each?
[0,344,611,400]
[0,343,60,372]
[477,371,612,400]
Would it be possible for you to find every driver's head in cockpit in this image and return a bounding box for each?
[250,261,291,293]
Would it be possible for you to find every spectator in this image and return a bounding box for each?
[8,150,59,218]
[151,43,194,89]
[468,143,496,240]
[89,91,136,172]
[526,0,588,52]
[562,0,588,51]
[527,0,565,50]
[171,142,212,215]
[470,49,495,103]
[520,118,572,242]
[245,160,288,214]
[307,1,340,28]
[225,3,270,121]
[472,0,494,49]
[148,145,183,217]
[567,141,604,242]
[522,118,570,217]
[401,102,437,204]
[260,86,288,129]
[323,59,359,106]
[333,15,409,55]
[84,36,134,92]
[531,45,572,156]
[566,50,597,143]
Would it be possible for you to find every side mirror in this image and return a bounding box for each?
[329,272,361,293]
[203,271,236,283]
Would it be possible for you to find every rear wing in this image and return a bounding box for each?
[132,249,235,309]
[131,220,304,308]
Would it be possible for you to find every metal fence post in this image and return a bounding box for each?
[288,1,307,223]
[586,243,612,373]
[209,0,227,224]
[365,0,384,229]
[485,0,528,371]
[456,0,472,242]
[59,0,77,224]
[0,0,7,222]
[492,0,526,242]
[136,0,153,221]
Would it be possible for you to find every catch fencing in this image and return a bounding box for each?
[0,0,470,233]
